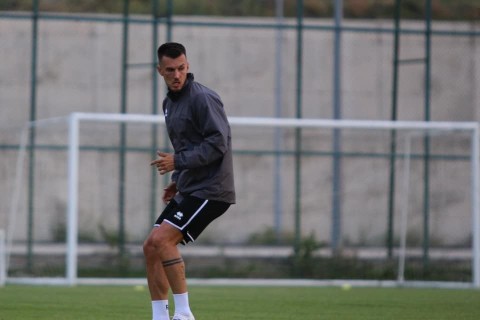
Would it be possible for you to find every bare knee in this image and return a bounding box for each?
[143,235,163,260]
[143,231,175,259]
[143,237,154,259]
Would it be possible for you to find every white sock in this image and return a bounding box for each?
[152,300,169,320]
[173,292,192,316]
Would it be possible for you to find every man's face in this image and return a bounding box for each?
[157,54,189,92]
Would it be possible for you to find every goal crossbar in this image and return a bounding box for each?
[71,111,478,130]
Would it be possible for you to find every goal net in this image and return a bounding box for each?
[2,112,479,288]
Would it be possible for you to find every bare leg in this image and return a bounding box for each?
[144,223,187,298]
[144,238,169,299]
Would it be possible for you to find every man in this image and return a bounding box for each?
[144,42,236,320]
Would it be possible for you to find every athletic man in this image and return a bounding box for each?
[144,42,236,320]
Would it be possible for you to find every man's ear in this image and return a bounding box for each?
[156,65,163,76]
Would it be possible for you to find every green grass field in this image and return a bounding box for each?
[1,284,480,319]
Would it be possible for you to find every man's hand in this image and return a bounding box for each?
[162,181,177,204]
[150,151,175,175]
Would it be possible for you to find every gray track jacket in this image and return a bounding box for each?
[163,73,236,204]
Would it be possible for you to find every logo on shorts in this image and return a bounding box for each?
[174,211,184,220]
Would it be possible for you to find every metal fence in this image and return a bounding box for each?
[1,0,479,278]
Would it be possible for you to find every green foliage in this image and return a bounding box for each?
[246,227,294,246]
[98,224,121,248]
[51,221,66,243]
[51,221,97,243]
[1,0,478,20]
[290,232,323,277]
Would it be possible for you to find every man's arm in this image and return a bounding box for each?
[174,93,230,170]
[151,151,175,175]
[162,181,177,203]
[150,152,177,203]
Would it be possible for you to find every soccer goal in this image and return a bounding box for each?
[3,112,479,288]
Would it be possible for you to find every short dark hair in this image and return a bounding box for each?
[157,42,186,62]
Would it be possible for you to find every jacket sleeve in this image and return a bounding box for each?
[171,170,179,183]
[174,92,230,170]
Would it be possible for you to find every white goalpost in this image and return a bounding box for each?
[4,112,480,288]
[0,229,6,287]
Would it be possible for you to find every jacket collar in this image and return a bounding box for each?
[167,73,194,101]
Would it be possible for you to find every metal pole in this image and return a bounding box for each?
[166,0,173,41]
[273,0,284,242]
[27,0,40,273]
[387,0,402,258]
[162,0,174,190]
[471,126,480,288]
[294,0,304,263]
[118,0,130,260]
[149,0,160,225]
[331,0,343,254]
[397,134,412,284]
[422,0,432,271]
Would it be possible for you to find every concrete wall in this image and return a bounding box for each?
[0,15,479,246]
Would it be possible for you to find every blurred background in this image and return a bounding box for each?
[0,0,479,285]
